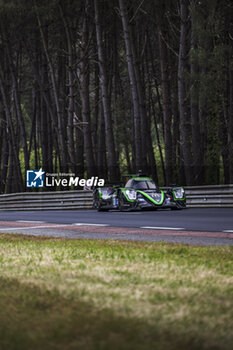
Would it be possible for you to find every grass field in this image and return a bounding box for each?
[0,233,232,350]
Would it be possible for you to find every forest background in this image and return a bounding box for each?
[0,0,232,193]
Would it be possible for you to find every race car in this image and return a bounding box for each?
[93,175,186,211]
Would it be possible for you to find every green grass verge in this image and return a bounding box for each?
[0,234,232,350]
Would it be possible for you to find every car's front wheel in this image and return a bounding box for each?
[97,200,109,212]
[171,201,186,210]
[118,192,125,211]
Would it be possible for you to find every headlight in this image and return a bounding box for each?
[101,188,112,199]
[173,187,184,199]
[125,189,137,200]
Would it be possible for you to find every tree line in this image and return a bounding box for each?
[0,0,232,193]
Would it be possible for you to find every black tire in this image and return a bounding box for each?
[171,202,184,210]
[97,200,102,211]
[118,192,125,211]
[93,192,99,209]
[93,190,108,212]
[97,200,109,212]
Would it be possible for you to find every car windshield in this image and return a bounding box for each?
[134,180,157,190]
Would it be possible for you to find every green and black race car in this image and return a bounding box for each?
[93,175,186,211]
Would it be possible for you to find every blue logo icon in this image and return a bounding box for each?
[26,169,45,188]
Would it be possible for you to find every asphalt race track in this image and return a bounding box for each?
[0,208,232,246]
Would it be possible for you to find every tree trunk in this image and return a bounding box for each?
[190,0,204,185]
[131,29,148,173]
[178,0,193,185]
[228,20,233,183]
[75,106,84,179]
[155,0,173,184]
[0,70,23,191]
[1,25,29,174]
[118,0,142,172]
[59,4,76,172]
[229,62,233,183]
[94,0,119,181]
[79,2,95,177]
[92,63,99,165]
[97,103,107,179]
[35,5,68,171]
[0,110,9,193]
